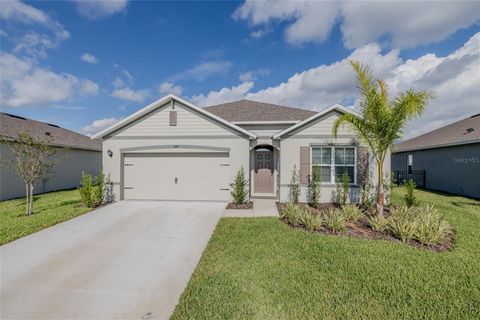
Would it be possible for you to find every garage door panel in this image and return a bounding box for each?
[123,153,230,201]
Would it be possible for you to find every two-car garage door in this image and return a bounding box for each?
[123,153,230,201]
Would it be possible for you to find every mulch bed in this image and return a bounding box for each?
[226,202,254,209]
[276,202,454,252]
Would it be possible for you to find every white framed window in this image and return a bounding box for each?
[311,146,356,184]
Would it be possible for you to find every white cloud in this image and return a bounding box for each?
[0,1,70,58]
[234,1,480,48]
[239,68,270,82]
[74,0,128,20]
[112,77,125,88]
[168,60,233,82]
[111,87,149,103]
[80,79,100,95]
[81,117,122,136]
[189,32,480,140]
[81,52,98,64]
[191,81,254,107]
[0,51,99,107]
[0,0,50,25]
[159,82,183,96]
[250,28,270,39]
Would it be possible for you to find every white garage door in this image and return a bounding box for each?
[123,153,230,201]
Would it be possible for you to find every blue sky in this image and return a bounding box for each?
[1,0,479,138]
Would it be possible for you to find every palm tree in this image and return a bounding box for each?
[333,61,432,217]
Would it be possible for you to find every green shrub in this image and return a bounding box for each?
[415,205,452,245]
[341,204,364,222]
[281,202,303,226]
[336,171,350,205]
[388,206,416,242]
[300,211,323,232]
[360,179,373,208]
[322,208,346,233]
[231,166,248,205]
[367,215,389,233]
[289,165,301,204]
[308,166,321,208]
[78,172,94,208]
[92,170,105,206]
[404,178,417,207]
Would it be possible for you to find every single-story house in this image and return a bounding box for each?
[392,114,480,199]
[92,94,389,203]
[0,113,102,201]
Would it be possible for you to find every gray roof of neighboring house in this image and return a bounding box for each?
[0,113,102,151]
[204,99,317,122]
[393,114,480,153]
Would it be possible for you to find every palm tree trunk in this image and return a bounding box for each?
[376,160,385,218]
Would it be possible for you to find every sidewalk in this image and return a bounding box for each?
[223,199,278,217]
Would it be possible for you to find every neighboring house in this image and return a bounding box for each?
[0,113,102,201]
[93,94,389,203]
[392,114,480,199]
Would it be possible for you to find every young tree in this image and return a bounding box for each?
[1,132,59,215]
[289,165,301,203]
[231,166,248,205]
[308,166,321,208]
[333,61,431,217]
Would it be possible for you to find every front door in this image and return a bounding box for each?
[254,149,274,193]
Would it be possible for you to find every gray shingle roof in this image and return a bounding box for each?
[393,114,480,153]
[204,99,317,122]
[0,113,101,151]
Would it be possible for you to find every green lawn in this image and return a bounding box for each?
[172,188,480,319]
[0,189,92,245]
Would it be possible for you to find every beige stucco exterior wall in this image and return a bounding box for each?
[101,101,250,201]
[0,144,101,200]
[278,111,391,203]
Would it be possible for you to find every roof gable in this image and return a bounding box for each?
[0,113,101,151]
[204,99,317,122]
[272,104,360,139]
[92,95,257,139]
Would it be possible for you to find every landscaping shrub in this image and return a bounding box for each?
[341,204,364,222]
[360,179,373,208]
[322,208,346,233]
[231,166,248,205]
[367,215,389,233]
[92,171,105,206]
[415,205,452,245]
[300,211,323,232]
[79,171,106,208]
[308,166,321,208]
[336,171,350,205]
[79,172,94,208]
[404,178,417,207]
[281,202,303,226]
[289,165,301,204]
[388,206,416,242]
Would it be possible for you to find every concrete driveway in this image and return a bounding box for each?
[1,201,225,319]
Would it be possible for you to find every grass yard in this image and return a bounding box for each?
[172,188,480,319]
[0,189,92,245]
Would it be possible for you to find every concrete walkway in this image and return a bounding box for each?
[1,201,225,319]
[223,199,278,217]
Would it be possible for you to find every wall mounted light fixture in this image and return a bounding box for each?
[107,149,113,157]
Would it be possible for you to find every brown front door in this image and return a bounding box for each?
[254,150,274,193]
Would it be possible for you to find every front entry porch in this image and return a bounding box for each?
[250,144,278,198]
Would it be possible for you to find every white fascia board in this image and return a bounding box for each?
[91,94,257,140]
[272,104,361,139]
[231,120,300,125]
